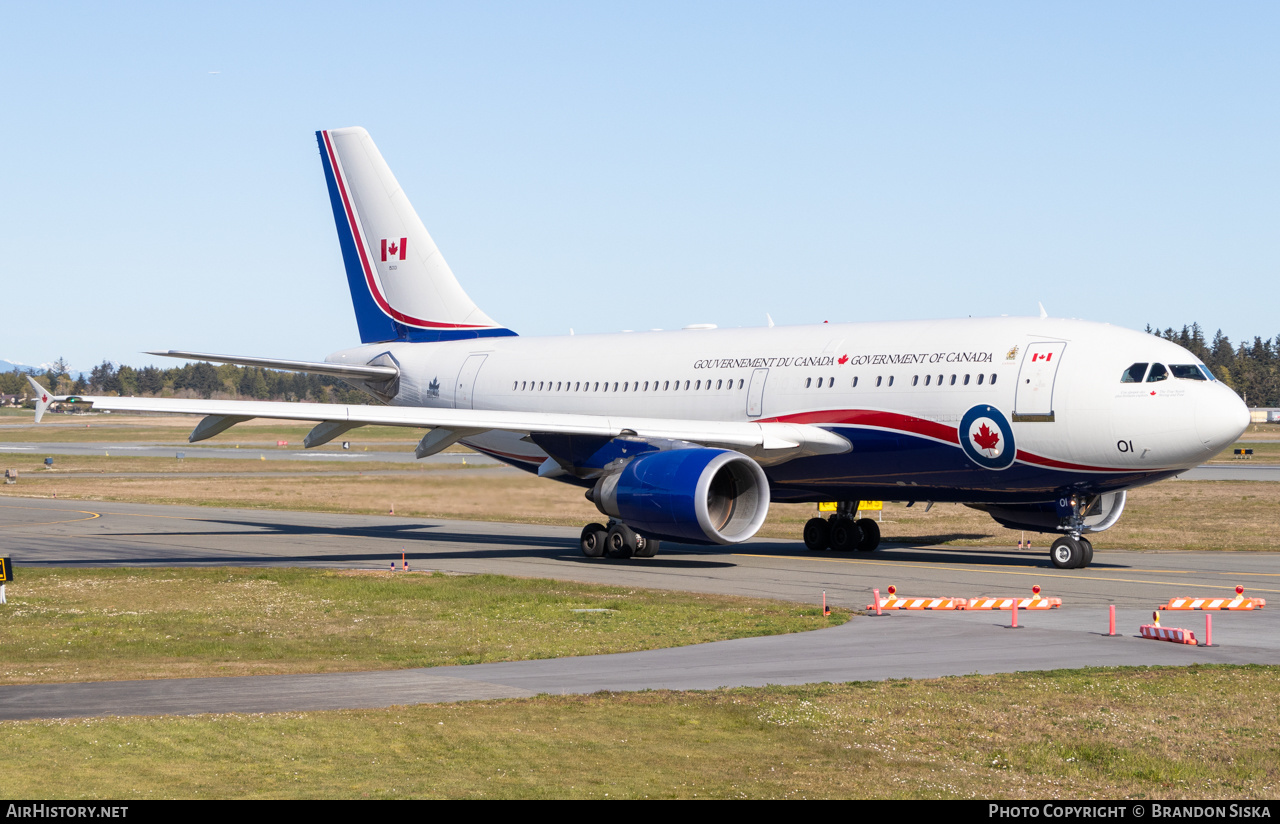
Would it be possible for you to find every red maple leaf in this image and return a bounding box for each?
[41,394,48,403]
[973,422,1000,452]
[389,242,399,256]
[838,354,848,365]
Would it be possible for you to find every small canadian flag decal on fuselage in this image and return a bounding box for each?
[381,237,407,262]
[1031,352,1053,362]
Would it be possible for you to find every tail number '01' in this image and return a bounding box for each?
[1117,440,1134,453]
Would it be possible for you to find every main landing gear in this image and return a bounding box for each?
[803,502,881,552]
[1050,535,1093,569]
[579,521,660,560]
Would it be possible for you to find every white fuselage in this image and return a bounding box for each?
[327,316,1249,505]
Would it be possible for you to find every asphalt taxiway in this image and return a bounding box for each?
[1,497,1277,720]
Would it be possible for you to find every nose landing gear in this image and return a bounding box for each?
[1049,493,1096,569]
[1050,535,1093,569]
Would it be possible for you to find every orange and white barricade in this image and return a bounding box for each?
[1160,597,1264,611]
[964,596,1061,611]
[867,585,965,611]
[867,595,966,611]
[1159,587,1264,611]
[963,584,1060,611]
[1140,623,1198,645]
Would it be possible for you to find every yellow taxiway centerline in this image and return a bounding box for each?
[0,504,101,528]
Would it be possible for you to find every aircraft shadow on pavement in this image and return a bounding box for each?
[48,518,738,569]
[741,539,1127,569]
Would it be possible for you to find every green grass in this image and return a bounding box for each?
[2,666,1276,798]
[0,568,846,685]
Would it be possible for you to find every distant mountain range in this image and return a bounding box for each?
[1,359,88,379]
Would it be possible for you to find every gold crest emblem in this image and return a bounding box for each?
[1006,346,1019,361]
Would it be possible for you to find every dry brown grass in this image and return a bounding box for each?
[3,459,1278,550]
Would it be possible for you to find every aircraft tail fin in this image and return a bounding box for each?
[316,127,516,344]
[26,377,57,423]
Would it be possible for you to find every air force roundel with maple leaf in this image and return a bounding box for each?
[959,404,1016,470]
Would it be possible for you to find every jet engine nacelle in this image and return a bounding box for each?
[588,448,770,545]
[969,490,1127,534]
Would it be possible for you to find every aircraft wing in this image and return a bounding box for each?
[26,378,848,464]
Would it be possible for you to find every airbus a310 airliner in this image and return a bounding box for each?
[29,127,1250,569]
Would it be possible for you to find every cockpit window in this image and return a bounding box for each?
[1121,363,1148,383]
[1146,363,1169,383]
[1198,364,1216,381]
[1170,364,1207,381]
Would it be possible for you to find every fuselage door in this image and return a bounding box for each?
[454,354,488,409]
[746,368,769,418]
[1013,342,1066,422]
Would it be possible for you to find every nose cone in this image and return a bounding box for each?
[1196,383,1250,454]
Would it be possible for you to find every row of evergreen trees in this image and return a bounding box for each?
[3,323,1279,407]
[0,359,371,405]
[1146,324,1280,407]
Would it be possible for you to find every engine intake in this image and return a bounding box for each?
[588,448,770,545]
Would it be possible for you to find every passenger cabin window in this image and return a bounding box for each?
[1146,364,1169,383]
[1121,363,1149,383]
[1171,364,1207,381]
[875,376,882,387]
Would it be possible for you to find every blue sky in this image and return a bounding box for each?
[3,2,1277,370]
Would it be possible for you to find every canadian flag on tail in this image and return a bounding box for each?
[381,237,407,262]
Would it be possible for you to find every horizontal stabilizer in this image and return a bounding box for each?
[149,350,398,381]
